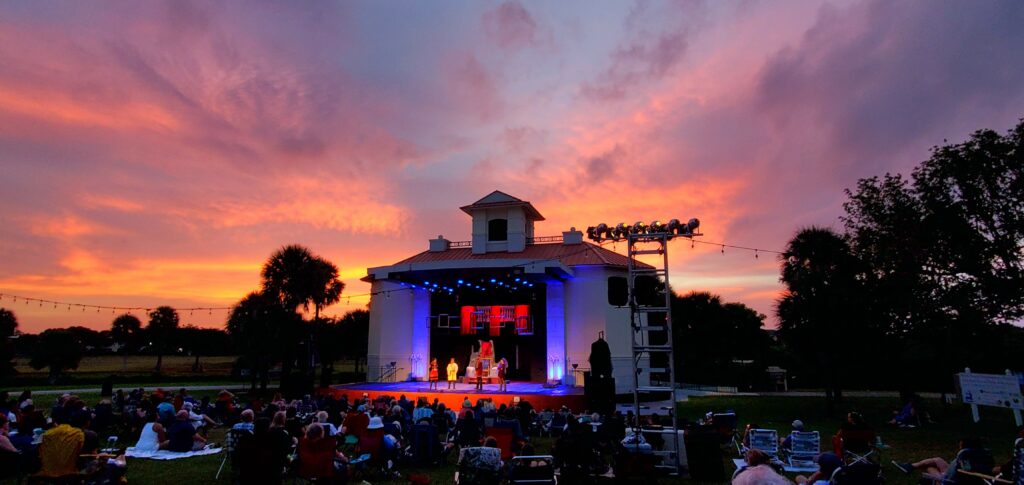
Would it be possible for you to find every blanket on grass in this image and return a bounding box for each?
[125,446,222,460]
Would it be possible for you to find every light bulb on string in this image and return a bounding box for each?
[755,250,759,259]
[721,245,725,254]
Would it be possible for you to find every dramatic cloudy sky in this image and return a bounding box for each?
[2,0,1023,333]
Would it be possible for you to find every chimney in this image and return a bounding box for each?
[562,227,583,245]
[429,235,450,252]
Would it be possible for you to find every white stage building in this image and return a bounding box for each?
[364,191,651,393]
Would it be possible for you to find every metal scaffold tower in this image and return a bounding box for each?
[586,218,700,477]
[627,231,682,474]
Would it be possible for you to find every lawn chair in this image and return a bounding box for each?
[742,429,779,459]
[454,447,503,485]
[927,447,996,485]
[485,427,515,461]
[787,431,820,468]
[216,428,252,480]
[830,461,883,485]
[835,428,879,465]
[1010,438,1023,485]
[508,455,556,485]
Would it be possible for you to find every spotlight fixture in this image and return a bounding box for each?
[586,217,701,242]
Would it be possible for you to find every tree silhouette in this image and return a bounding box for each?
[0,308,18,378]
[29,329,83,384]
[147,306,180,373]
[777,227,865,413]
[227,291,289,391]
[260,245,344,392]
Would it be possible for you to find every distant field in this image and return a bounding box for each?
[14,355,238,377]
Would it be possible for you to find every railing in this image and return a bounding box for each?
[526,235,563,244]
[445,235,565,248]
[377,365,403,383]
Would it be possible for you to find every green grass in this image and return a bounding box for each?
[2,395,1018,484]
[678,396,1020,485]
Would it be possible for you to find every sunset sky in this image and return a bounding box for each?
[2,1,1023,333]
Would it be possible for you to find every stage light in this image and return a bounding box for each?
[457,279,464,284]
[489,278,496,283]
[424,280,430,285]
[613,223,629,239]
[649,220,666,232]
[514,278,520,282]
[631,221,647,234]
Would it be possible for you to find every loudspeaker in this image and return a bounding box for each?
[584,373,616,415]
[608,277,628,306]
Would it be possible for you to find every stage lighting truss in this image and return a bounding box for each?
[585,218,701,243]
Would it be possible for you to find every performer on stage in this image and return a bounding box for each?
[428,358,439,390]
[446,358,459,390]
[475,366,483,391]
[497,357,508,392]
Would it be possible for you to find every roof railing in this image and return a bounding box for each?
[446,235,564,248]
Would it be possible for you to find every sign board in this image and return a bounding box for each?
[957,372,1023,410]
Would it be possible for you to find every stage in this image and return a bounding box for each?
[324,381,587,411]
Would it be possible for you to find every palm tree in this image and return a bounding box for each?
[776,226,864,413]
[110,313,141,371]
[147,306,180,373]
[260,245,345,391]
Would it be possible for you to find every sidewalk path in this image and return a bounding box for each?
[28,384,251,396]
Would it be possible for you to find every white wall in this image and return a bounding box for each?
[545,280,566,382]
[366,281,430,382]
[563,266,648,393]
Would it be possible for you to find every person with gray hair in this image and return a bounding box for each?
[232,409,255,432]
[732,464,794,485]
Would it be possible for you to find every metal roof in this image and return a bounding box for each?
[391,242,650,268]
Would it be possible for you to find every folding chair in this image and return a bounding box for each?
[410,423,440,467]
[710,412,739,450]
[836,428,879,465]
[742,429,779,459]
[928,447,996,485]
[787,431,820,468]
[454,447,503,485]
[830,461,883,485]
[508,455,557,485]
[216,428,252,480]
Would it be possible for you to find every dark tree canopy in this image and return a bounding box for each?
[0,308,17,377]
[227,291,292,391]
[29,329,83,384]
[147,306,180,373]
[672,292,772,389]
[110,313,142,347]
[776,226,867,409]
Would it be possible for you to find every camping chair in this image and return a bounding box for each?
[742,429,779,459]
[835,428,879,465]
[508,455,556,485]
[787,431,820,468]
[293,436,339,483]
[548,414,567,438]
[830,461,883,485]
[927,447,996,485]
[216,428,252,480]
[485,427,516,461]
[454,447,503,485]
[33,425,84,484]
[710,412,739,450]
[410,423,440,467]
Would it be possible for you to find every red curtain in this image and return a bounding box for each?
[489,306,502,336]
[460,306,475,335]
[514,305,530,334]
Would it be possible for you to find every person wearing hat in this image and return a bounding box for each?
[781,419,805,451]
[167,410,206,452]
[796,452,844,484]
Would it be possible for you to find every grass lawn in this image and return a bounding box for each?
[14,355,238,378]
[3,394,1018,484]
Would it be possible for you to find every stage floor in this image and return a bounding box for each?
[325,381,586,411]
